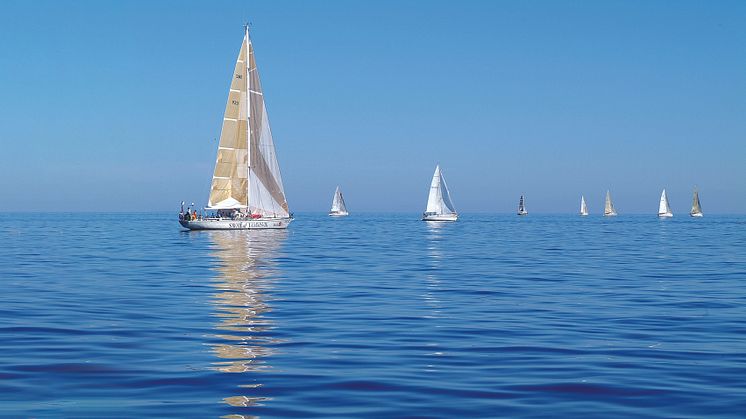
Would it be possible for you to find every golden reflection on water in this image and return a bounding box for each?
[207,230,287,410]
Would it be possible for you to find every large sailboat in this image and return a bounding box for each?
[422,165,458,221]
[690,188,703,217]
[179,26,292,230]
[517,195,528,216]
[658,189,673,218]
[329,186,349,217]
[580,195,588,216]
[604,190,617,216]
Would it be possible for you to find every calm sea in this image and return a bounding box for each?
[1,213,745,417]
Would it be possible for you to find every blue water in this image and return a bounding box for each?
[1,213,745,417]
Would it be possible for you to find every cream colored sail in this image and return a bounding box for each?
[208,28,289,218]
[208,38,249,209]
[604,190,617,216]
[690,189,703,217]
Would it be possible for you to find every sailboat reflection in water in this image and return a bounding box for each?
[208,230,287,409]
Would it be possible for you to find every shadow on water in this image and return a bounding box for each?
[206,230,287,413]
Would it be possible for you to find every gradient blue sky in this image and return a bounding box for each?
[1,0,744,213]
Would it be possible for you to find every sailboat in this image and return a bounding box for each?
[329,186,349,217]
[179,26,292,230]
[517,195,528,216]
[658,189,673,217]
[690,188,703,217]
[422,165,458,221]
[580,195,588,216]
[604,190,617,216]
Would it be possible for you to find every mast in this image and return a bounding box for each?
[245,24,252,204]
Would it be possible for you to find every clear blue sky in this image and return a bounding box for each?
[1,0,744,213]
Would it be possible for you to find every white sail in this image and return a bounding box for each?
[423,165,457,221]
[580,195,588,216]
[658,189,673,217]
[517,195,527,215]
[330,186,348,215]
[207,27,289,218]
[690,189,703,217]
[604,190,617,216]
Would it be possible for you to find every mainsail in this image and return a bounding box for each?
[517,195,527,215]
[425,165,456,215]
[580,195,588,216]
[604,190,617,216]
[330,186,348,214]
[207,27,289,218]
[691,189,703,216]
[658,189,672,216]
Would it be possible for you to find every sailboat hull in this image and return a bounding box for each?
[658,213,673,218]
[422,214,458,222]
[329,212,349,217]
[690,213,704,218]
[179,218,292,230]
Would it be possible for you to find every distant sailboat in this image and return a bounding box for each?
[604,190,617,216]
[422,165,458,221]
[658,189,673,218]
[179,26,292,230]
[690,188,703,217]
[517,195,528,216]
[580,195,588,216]
[329,186,349,217]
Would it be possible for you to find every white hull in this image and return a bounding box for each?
[329,211,349,217]
[658,212,673,218]
[180,218,292,230]
[422,213,458,222]
[517,211,528,216]
[604,212,617,217]
[690,212,703,218]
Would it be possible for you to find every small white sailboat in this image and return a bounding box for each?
[604,190,617,216]
[690,188,703,217]
[179,26,292,230]
[329,186,349,217]
[422,165,458,221]
[517,195,528,216]
[658,189,673,218]
[580,195,588,216]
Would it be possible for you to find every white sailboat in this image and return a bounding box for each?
[690,188,703,217]
[658,189,673,217]
[422,165,458,221]
[580,195,588,216]
[517,195,528,216]
[604,190,617,216]
[329,186,349,217]
[179,26,292,230]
